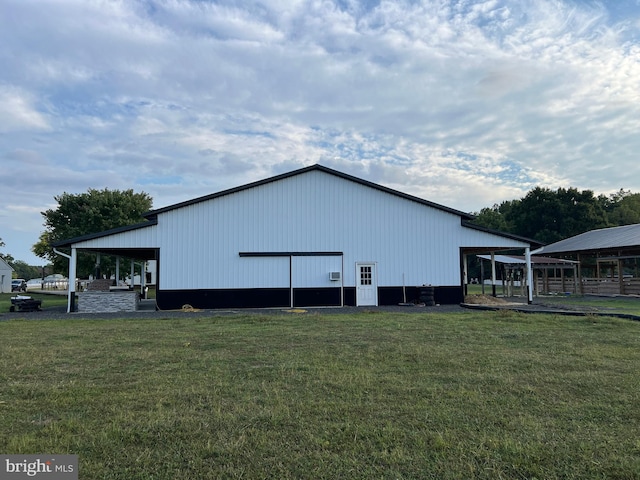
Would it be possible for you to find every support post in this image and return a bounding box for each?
[95,253,101,279]
[463,254,468,296]
[577,253,583,295]
[69,248,77,312]
[618,258,624,294]
[491,252,497,297]
[141,262,147,299]
[525,247,533,304]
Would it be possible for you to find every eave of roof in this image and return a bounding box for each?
[0,256,14,270]
[51,218,157,249]
[143,164,476,220]
[477,254,579,265]
[461,221,542,247]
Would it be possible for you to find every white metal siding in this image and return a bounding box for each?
[235,257,289,289]
[60,167,533,299]
[154,170,528,290]
[292,256,343,288]
[73,225,159,249]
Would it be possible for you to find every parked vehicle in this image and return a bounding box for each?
[26,278,43,291]
[43,274,69,290]
[11,279,27,292]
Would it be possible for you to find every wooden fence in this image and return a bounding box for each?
[535,277,640,296]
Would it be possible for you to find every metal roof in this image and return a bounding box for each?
[0,256,14,271]
[539,223,640,255]
[477,254,578,266]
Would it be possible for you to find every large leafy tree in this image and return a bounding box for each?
[510,187,609,243]
[32,189,153,277]
[472,187,613,243]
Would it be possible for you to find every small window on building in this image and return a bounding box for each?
[360,266,372,285]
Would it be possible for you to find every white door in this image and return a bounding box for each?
[356,262,378,306]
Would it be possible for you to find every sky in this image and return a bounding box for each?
[1,0,639,267]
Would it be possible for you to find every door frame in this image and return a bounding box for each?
[355,262,378,306]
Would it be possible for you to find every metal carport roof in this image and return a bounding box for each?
[539,223,640,255]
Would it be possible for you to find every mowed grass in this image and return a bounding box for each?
[537,295,640,316]
[1,311,639,479]
[0,292,68,312]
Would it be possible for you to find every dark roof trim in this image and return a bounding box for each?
[52,219,158,249]
[240,251,343,257]
[461,220,542,247]
[144,164,475,220]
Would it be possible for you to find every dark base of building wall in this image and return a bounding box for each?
[379,286,463,306]
[156,285,463,310]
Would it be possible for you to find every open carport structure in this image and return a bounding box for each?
[535,223,640,295]
[477,254,580,297]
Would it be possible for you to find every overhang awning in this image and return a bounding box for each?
[477,254,579,268]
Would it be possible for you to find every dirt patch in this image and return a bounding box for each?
[463,294,509,305]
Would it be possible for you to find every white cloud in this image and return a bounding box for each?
[0,86,50,132]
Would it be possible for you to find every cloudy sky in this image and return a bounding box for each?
[1,0,639,266]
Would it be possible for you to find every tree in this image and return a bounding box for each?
[511,187,609,243]
[472,187,611,243]
[605,190,640,225]
[10,260,42,281]
[32,189,153,277]
[471,200,516,233]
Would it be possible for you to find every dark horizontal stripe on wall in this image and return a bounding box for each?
[435,286,464,305]
[155,285,464,310]
[156,288,291,310]
[343,287,356,306]
[293,288,342,307]
[379,286,463,306]
[239,251,343,257]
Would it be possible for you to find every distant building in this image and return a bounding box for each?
[0,257,14,293]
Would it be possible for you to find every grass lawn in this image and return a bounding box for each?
[537,295,640,316]
[0,292,68,312]
[1,311,639,479]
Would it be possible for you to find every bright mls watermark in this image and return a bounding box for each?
[1,455,77,479]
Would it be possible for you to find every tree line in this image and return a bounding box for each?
[471,188,640,244]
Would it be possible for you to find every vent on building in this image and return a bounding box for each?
[329,271,341,281]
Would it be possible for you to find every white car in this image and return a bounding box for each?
[43,274,69,289]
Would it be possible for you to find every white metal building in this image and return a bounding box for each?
[54,164,535,311]
[0,257,14,293]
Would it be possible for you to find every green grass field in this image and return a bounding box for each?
[536,295,640,316]
[0,292,68,312]
[1,311,639,479]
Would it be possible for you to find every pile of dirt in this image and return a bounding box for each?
[463,294,509,305]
